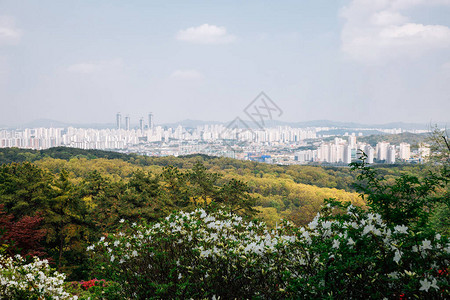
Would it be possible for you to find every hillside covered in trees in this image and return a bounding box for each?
[357,132,428,148]
[0,146,427,189]
[0,147,363,278]
[0,146,448,299]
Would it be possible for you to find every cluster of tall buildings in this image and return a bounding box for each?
[0,124,316,150]
[0,128,64,149]
[294,135,429,164]
[116,112,154,131]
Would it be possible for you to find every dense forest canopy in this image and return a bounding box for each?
[0,146,428,189]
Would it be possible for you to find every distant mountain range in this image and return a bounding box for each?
[1,119,115,130]
[161,119,446,130]
[160,119,224,128]
[1,118,447,131]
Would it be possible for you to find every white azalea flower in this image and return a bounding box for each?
[322,221,332,229]
[362,224,375,235]
[421,240,432,251]
[393,250,402,263]
[419,279,431,292]
[394,225,408,234]
[308,218,319,230]
[332,239,340,249]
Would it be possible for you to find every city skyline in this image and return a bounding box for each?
[0,122,432,166]
[1,1,450,125]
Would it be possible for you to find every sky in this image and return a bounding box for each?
[1,0,450,126]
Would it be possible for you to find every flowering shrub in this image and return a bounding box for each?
[89,204,449,299]
[0,204,46,258]
[89,209,297,298]
[65,278,118,300]
[0,254,76,299]
[283,200,450,298]
[79,278,106,290]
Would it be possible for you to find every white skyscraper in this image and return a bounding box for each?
[318,143,330,162]
[139,118,144,131]
[148,113,154,130]
[125,115,130,131]
[376,142,390,161]
[364,145,374,164]
[387,145,396,164]
[343,144,352,164]
[399,143,410,161]
[116,112,122,129]
[348,134,356,149]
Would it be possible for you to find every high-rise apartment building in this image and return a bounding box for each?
[387,145,396,164]
[125,115,130,131]
[148,113,154,130]
[399,143,410,161]
[364,145,374,164]
[348,134,356,149]
[139,118,144,131]
[116,112,122,130]
[376,142,390,161]
[343,144,352,164]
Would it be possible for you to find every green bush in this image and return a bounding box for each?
[88,204,449,299]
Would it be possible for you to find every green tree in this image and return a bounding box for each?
[350,153,449,231]
[428,125,450,163]
[79,171,123,232]
[120,170,168,222]
[186,162,221,207]
[45,170,87,276]
[159,165,191,209]
[217,178,257,216]
[0,162,53,218]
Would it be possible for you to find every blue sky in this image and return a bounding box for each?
[1,0,449,125]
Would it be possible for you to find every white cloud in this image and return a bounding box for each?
[0,16,22,45]
[67,59,124,74]
[176,24,236,44]
[340,0,450,63]
[390,0,450,10]
[369,11,409,26]
[170,69,204,80]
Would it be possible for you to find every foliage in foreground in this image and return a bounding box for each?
[89,204,449,299]
[0,254,76,299]
[350,154,449,232]
[0,161,261,280]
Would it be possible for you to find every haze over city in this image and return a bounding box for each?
[1,0,450,126]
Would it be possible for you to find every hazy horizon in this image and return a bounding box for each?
[2,117,448,130]
[1,0,450,126]
[1,116,450,128]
